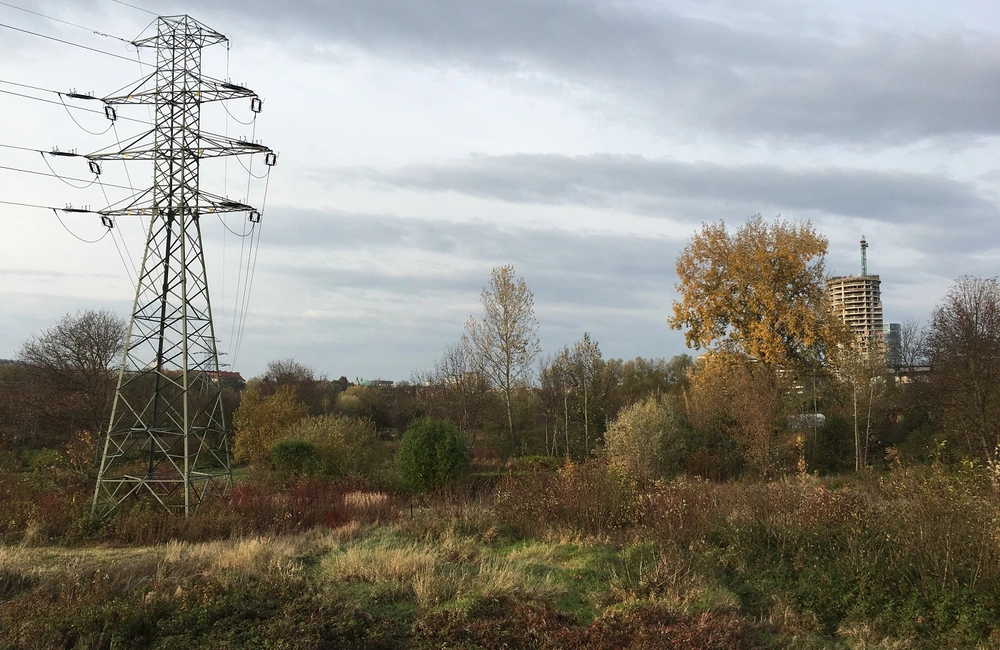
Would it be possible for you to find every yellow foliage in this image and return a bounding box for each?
[669,215,834,369]
[232,381,307,464]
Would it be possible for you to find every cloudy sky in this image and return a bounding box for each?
[2,0,999,380]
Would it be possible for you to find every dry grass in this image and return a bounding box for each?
[319,532,566,608]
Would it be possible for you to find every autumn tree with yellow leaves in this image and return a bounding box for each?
[671,216,839,475]
[669,215,837,371]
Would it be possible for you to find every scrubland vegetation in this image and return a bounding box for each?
[2,440,1000,648]
[4,219,1000,648]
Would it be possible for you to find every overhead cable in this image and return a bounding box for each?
[0,160,133,191]
[0,84,151,126]
[0,21,151,66]
[0,1,134,44]
[107,0,157,17]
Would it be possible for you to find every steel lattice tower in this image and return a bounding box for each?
[91,15,273,517]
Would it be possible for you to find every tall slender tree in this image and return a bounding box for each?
[466,265,540,453]
[569,332,602,457]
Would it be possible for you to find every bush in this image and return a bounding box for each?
[281,414,378,479]
[233,382,308,464]
[604,396,690,485]
[506,455,562,473]
[24,448,62,471]
[494,459,641,537]
[397,418,469,493]
[271,439,321,477]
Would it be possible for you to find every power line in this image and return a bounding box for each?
[0,142,40,154]
[107,0,157,17]
[0,199,111,242]
[0,198,61,210]
[0,21,152,66]
[58,93,115,135]
[0,161,134,191]
[0,85,151,126]
[36,156,98,189]
[52,208,110,243]
[96,176,139,286]
[0,1,133,44]
[0,78,53,94]
[232,169,271,366]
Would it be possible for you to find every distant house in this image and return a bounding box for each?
[206,370,246,390]
[356,378,394,388]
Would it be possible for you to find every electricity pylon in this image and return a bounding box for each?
[91,15,275,517]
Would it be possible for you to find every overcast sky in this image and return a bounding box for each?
[2,0,999,380]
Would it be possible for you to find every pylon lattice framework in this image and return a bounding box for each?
[91,15,273,518]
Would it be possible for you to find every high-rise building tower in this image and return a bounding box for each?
[827,236,884,355]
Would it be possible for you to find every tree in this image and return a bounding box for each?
[832,338,886,472]
[898,319,927,370]
[396,417,469,493]
[465,264,540,452]
[16,309,126,444]
[925,276,1000,462]
[417,337,490,449]
[538,348,573,458]
[687,351,786,476]
[612,355,691,412]
[261,358,341,415]
[669,215,834,370]
[569,332,603,457]
[232,381,307,464]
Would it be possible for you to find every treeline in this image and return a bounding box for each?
[3,220,1000,484]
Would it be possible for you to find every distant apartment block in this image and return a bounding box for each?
[883,322,902,368]
[827,274,884,354]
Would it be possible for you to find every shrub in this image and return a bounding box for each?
[271,439,321,477]
[233,382,308,464]
[281,414,378,479]
[25,448,62,471]
[397,418,469,493]
[604,396,690,485]
[494,459,641,537]
[506,455,562,473]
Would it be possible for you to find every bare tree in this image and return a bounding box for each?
[424,336,489,449]
[17,309,126,441]
[569,332,602,457]
[833,339,886,472]
[465,264,540,452]
[926,276,1000,462]
[539,348,572,458]
[898,319,927,370]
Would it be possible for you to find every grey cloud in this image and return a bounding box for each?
[188,0,1000,144]
[257,206,679,295]
[331,153,999,228]
[0,268,118,279]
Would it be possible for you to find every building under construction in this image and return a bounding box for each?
[827,236,885,356]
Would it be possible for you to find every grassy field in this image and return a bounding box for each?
[2,465,1000,649]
